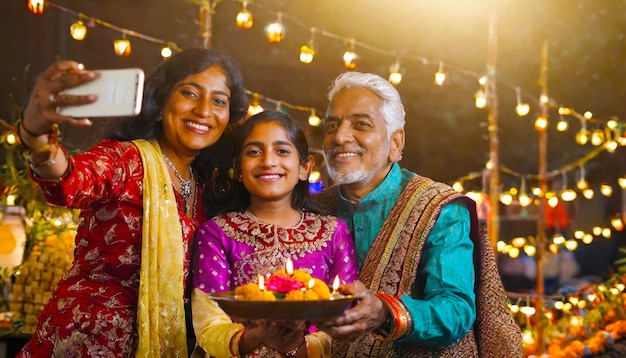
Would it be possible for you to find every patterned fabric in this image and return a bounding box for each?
[193,211,359,293]
[316,176,523,358]
[192,211,359,357]
[18,139,205,358]
[134,139,188,357]
[331,164,476,345]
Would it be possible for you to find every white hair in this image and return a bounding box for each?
[327,71,406,139]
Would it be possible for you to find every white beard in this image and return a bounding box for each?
[324,139,390,185]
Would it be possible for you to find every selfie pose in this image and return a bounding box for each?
[15,48,247,357]
[191,111,359,358]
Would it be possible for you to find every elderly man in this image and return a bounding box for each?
[315,72,522,357]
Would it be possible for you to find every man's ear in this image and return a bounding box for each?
[299,155,315,181]
[388,128,405,163]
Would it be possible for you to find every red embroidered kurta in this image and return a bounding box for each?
[18,139,205,358]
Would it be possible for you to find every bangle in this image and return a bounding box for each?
[374,293,413,341]
[14,119,62,169]
[20,119,48,137]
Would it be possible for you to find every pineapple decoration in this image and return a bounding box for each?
[9,209,77,334]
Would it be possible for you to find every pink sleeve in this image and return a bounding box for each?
[329,219,359,284]
[193,219,234,293]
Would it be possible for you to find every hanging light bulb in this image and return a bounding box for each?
[236,0,253,29]
[592,226,602,236]
[575,129,589,145]
[299,28,317,64]
[590,129,605,146]
[582,188,594,199]
[499,191,513,206]
[556,114,568,132]
[552,233,565,245]
[452,181,464,192]
[564,239,578,251]
[606,141,618,153]
[113,34,131,57]
[308,109,321,127]
[618,176,626,189]
[474,88,487,109]
[600,184,613,197]
[388,59,403,86]
[161,45,173,58]
[511,237,526,248]
[534,115,548,132]
[576,166,588,190]
[547,195,559,208]
[247,94,263,116]
[611,215,624,231]
[265,12,285,43]
[523,245,536,256]
[560,189,577,201]
[70,20,87,41]
[582,234,593,244]
[28,0,44,14]
[518,177,532,207]
[548,243,559,255]
[342,39,357,70]
[515,87,530,116]
[434,61,446,86]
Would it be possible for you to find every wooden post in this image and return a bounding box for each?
[199,0,215,49]
[486,12,500,250]
[535,39,550,355]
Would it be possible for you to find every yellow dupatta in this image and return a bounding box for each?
[134,139,188,357]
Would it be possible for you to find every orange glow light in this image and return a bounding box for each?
[28,0,44,15]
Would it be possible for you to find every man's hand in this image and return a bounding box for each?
[315,280,389,341]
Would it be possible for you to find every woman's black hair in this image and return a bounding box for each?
[213,110,321,216]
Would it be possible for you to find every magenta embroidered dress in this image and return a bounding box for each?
[18,139,205,358]
[193,211,358,294]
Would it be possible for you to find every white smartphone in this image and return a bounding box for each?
[57,68,145,118]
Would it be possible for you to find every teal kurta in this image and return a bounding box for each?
[333,163,476,346]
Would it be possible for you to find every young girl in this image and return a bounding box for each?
[191,111,358,358]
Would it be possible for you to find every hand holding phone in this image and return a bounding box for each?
[57,68,145,118]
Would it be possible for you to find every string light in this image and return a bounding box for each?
[618,176,626,189]
[69,20,87,40]
[575,129,589,145]
[582,187,594,199]
[515,86,530,116]
[611,215,624,231]
[113,33,131,57]
[534,115,548,132]
[247,94,263,116]
[308,109,321,127]
[564,239,578,251]
[576,166,588,190]
[556,114,569,131]
[343,39,357,70]
[388,58,403,86]
[518,177,532,207]
[28,0,44,15]
[299,28,316,64]
[590,129,605,146]
[160,46,172,58]
[265,12,285,43]
[600,184,613,197]
[235,0,253,29]
[434,61,446,86]
[474,89,487,109]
